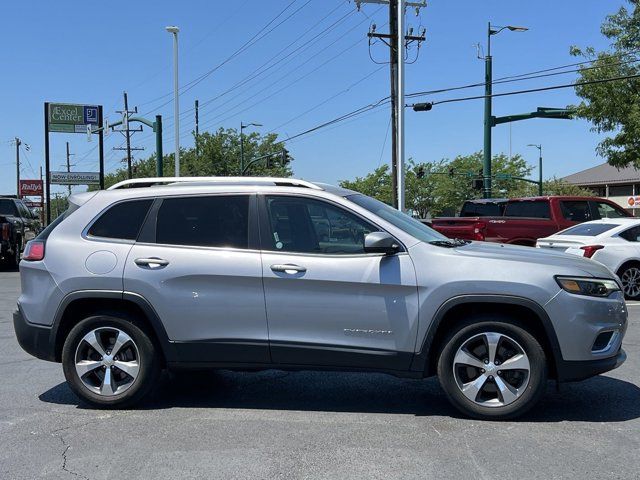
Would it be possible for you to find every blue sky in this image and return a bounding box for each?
[0,0,624,197]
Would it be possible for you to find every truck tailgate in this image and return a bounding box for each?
[431,217,482,240]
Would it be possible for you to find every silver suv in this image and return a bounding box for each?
[13,177,627,419]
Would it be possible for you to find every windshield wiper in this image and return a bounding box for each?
[429,238,470,248]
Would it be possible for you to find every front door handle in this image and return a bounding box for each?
[270,264,307,274]
[135,257,169,268]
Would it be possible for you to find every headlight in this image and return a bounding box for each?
[555,276,620,297]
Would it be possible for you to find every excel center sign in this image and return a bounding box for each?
[47,103,99,133]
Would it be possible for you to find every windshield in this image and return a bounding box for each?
[347,194,447,243]
[0,199,17,216]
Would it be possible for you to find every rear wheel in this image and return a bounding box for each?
[618,264,640,300]
[437,316,547,420]
[62,315,161,408]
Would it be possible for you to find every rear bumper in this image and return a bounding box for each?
[12,305,56,362]
[556,348,626,382]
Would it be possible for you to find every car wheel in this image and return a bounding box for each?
[618,265,640,300]
[437,315,547,420]
[62,315,161,408]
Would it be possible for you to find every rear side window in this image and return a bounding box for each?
[559,223,617,236]
[88,199,153,240]
[560,201,591,222]
[591,201,629,219]
[619,225,640,242]
[156,195,249,249]
[504,201,550,219]
[0,199,18,216]
[460,201,506,217]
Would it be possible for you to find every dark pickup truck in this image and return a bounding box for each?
[0,197,40,268]
[430,196,631,246]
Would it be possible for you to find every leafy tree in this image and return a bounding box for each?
[340,152,534,217]
[571,1,640,168]
[100,128,292,189]
[540,177,595,196]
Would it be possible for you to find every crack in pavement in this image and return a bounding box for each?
[57,434,90,480]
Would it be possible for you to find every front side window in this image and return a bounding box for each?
[591,201,629,219]
[265,196,377,254]
[156,195,249,249]
[88,199,153,240]
[560,201,591,222]
[504,200,550,219]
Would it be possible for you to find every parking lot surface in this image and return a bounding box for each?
[1,269,639,479]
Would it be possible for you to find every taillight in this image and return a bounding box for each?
[473,222,486,241]
[1,223,8,241]
[580,245,604,258]
[23,240,45,261]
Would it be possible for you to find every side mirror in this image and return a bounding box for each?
[364,232,400,255]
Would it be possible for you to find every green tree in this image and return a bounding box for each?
[101,128,292,189]
[540,177,595,196]
[571,1,640,168]
[340,152,534,218]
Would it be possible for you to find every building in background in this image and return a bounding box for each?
[563,162,640,215]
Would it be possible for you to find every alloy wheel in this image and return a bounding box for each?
[452,332,530,407]
[74,327,140,396]
[621,267,640,298]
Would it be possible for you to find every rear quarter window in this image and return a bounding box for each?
[504,201,550,219]
[87,199,153,240]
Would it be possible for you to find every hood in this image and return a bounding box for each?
[450,241,616,278]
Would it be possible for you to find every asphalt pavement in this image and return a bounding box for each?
[0,269,639,479]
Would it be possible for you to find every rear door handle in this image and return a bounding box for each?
[270,264,307,274]
[135,257,169,268]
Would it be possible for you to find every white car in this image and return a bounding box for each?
[537,218,640,299]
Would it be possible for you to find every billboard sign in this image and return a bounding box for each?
[627,196,640,209]
[19,179,43,196]
[50,171,100,185]
[48,103,99,133]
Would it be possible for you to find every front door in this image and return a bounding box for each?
[124,194,269,363]
[259,194,419,371]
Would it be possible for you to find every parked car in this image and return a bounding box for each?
[13,178,627,419]
[0,197,40,268]
[431,196,630,246]
[537,217,640,300]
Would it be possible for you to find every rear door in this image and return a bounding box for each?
[259,194,419,370]
[123,194,270,363]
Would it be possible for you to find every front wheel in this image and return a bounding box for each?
[62,315,161,408]
[437,316,547,420]
[618,264,640,300]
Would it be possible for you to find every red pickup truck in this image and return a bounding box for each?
[430,196,631,246]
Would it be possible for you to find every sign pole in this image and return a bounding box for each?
[98,105,104,190]
[44,102,51,225]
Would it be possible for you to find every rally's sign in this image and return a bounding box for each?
[50,171,100,185]
[48,103,99,133]
[19,179,43,196]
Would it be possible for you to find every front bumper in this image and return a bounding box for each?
[13,305,56,362]
[556,348,626,382]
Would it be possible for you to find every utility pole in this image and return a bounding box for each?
[358,0,426,211]
[113,92,144,179]
[15,137,21,199]
[195,99,200,160]
[528,144,543,196]
[65,142,75,196]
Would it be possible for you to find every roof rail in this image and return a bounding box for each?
[107,177,323,191]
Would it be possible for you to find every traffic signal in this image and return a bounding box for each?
[281,148,291,166]
[472,178,483,190]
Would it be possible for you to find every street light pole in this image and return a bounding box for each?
[240,122,262,175]
[528,144,543,195]
[483,23,528,198]
[166,26,180,177]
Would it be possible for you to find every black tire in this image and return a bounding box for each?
[62,314,161,408]
[437,315,547,420]
[617,264,640,300]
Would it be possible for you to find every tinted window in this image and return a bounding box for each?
[591,201,628,219]
[266,196,377,254]
[0,199,17,216]
[608,185,633,196]
[560,201,591,222]
[504,201,550,219]
[559,223,617,236]
[460,201,506,217]
[619,225,640,242]
[156,196,249,248]
[88,199,152,240]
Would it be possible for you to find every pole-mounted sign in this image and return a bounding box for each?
[44,102,104,224]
